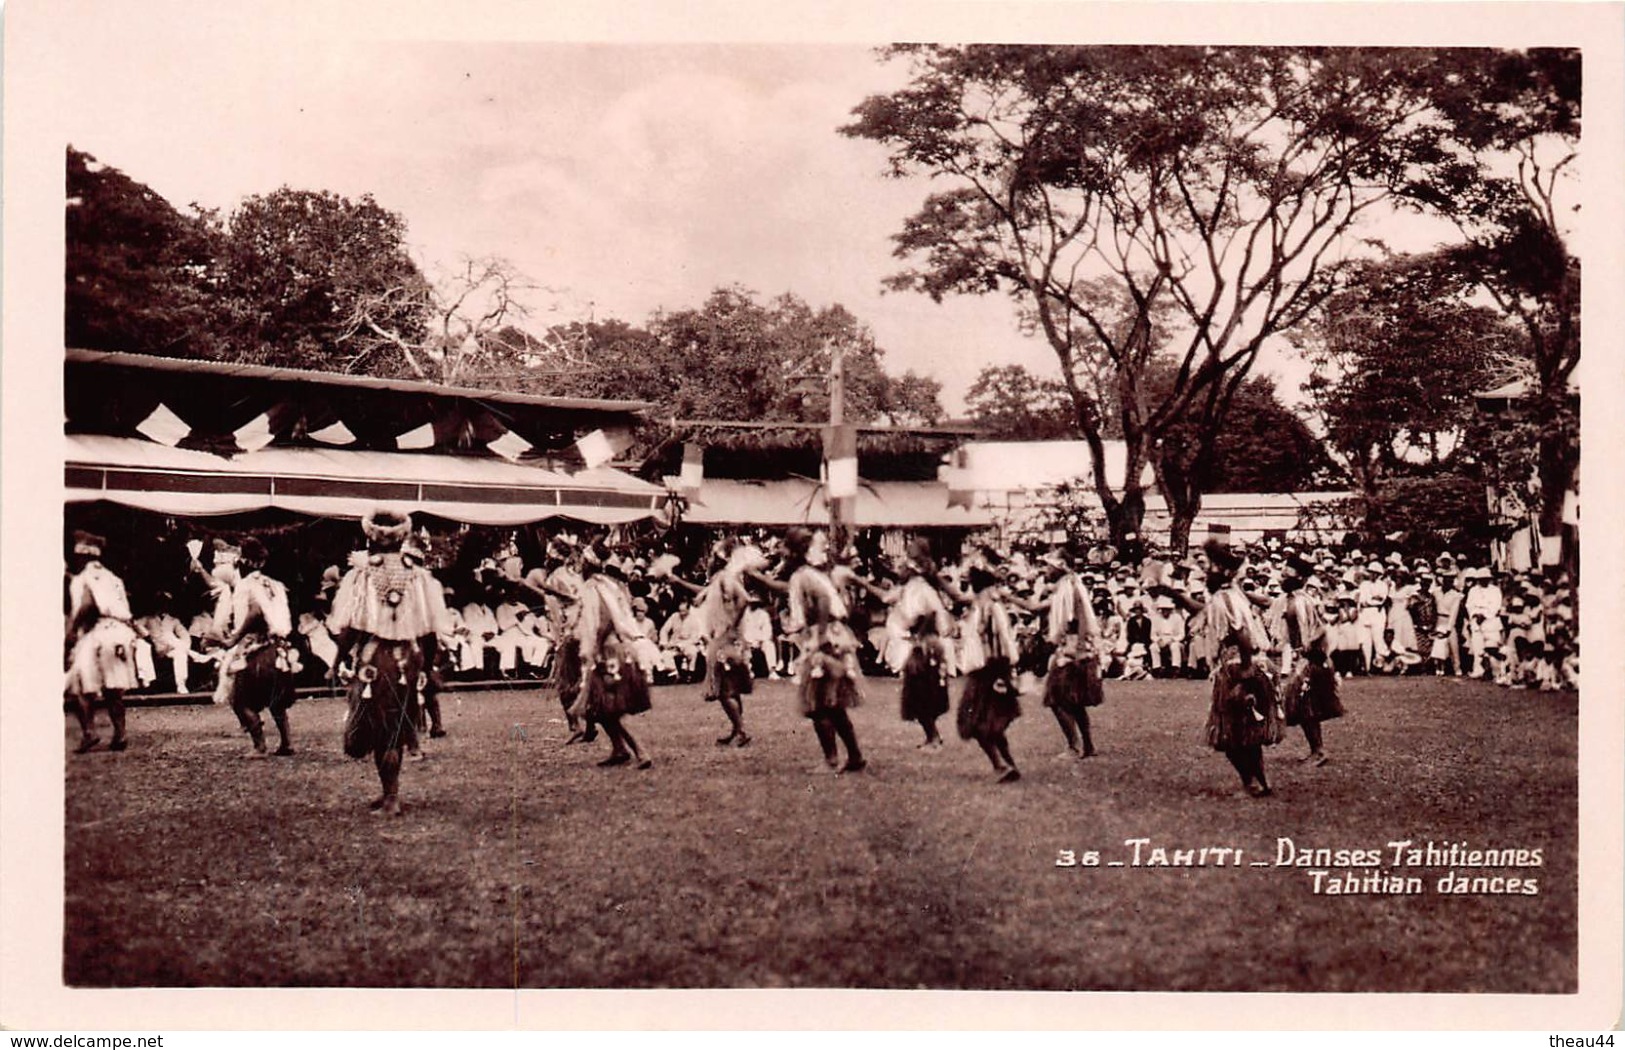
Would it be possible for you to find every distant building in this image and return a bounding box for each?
[942,440,1355,547]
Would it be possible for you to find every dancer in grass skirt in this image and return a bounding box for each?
[328,509,450,816]
[64,531,140,754]
[878,537,955,750]
[220,537,301,756]
[569,546,662,770]
[1275,554,1342,766]
[1033,550,1105,758]
[1166,540,1283,798]
[773,527,866,774]
[656,541,766,748]
[956,566,1023,783]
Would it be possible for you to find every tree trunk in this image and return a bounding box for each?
[1154,445,1203,557]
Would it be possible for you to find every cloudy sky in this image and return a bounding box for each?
[53,24,1082,412]
[35,2,1598,413]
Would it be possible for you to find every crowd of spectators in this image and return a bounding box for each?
[102,528,1580,698]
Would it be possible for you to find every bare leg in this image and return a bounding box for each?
[1050,707,1081,755]
[373,746,403,815]
[271,705,294,755]
[105,690,128,751]
[72,694,100,752]
[811,716,840,768]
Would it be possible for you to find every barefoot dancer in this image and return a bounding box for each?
[956,566,1024,782]
[1276,554,1342,766]
[64,531,140,754]
[763,527,866,774]
[664,543,768,747]
[1163,540,1284,798]
[328,509,450,816]
[570,546,662,770]
[1021,551,1105,758]
[221,537,301,756]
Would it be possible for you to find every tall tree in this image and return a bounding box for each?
[844,46,1459,551]
[208,187,431,374]
[336,254,555,385]
[1417,49,1580,562]
[65,146,218,355]
[1294,251,1519,544]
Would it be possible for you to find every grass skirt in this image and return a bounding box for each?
[1204,657,1284,751]
[65,619,141,696]
[957,656,1021,741]
[231,638,297,714]
[900,640,951,723]
[705,638,754,702]
[797,649,862,717]
[1042,655,1103,715]
[343,639,422,759]
[583,640,652,719]
[1282,661,1343,726]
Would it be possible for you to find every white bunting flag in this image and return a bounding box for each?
[823,424,859,499]
[234,413,276,452]
[679,442,704,491]
[397,422,436,450]
[487,429,533,462]
[576,428,632,470]
[309,421,356,445]
[135,402,190,446]
[577,429,614,469]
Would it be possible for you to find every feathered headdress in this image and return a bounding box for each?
[361,508,413,549]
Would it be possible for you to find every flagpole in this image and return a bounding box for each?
[829,340,851,553]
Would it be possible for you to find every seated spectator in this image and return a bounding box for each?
[1149,595,1186,677]
[659,600,706,683]
[741,598,781,679]
[136,611,195,692]
[460,597,500,676]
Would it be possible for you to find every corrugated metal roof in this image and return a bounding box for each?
[675,477,992,529]
[66,348,655,415]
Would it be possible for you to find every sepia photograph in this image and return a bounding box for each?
[2,0,1621,1035]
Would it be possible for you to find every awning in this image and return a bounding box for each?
[678,477,992,529]
[65,434,667,526]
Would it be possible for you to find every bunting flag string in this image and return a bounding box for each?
[134,402,191,447]
[234,413,276,452]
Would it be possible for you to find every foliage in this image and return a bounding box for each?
[1414,49,1580,542]
[65,147,218,354]
[843,46,1463,550]
[964,364,1074,440]
[533,285,945,427]
[205,187,432,374]
[1296,251,1517,489]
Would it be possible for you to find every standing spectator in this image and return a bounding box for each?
[1463,567,1506,681]
[741,597,780,679]
[1429,569,1464,676]
[1354,561,1392,673]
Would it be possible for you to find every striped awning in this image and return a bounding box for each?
[65,434,667,526]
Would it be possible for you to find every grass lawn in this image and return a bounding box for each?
[63,674,1576,991]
